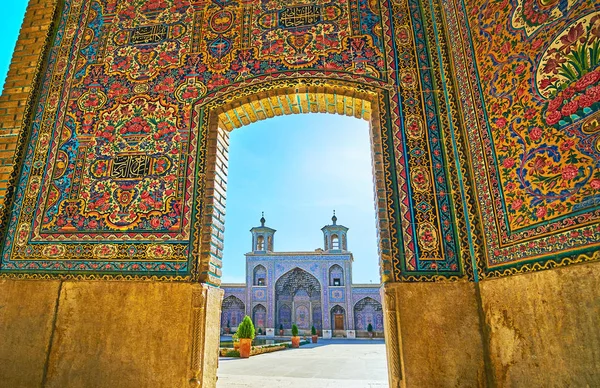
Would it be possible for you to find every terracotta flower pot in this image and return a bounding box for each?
[311,335,318,343]
[279,329,284,336]
[291,336,300,348]
[239,338,252,358]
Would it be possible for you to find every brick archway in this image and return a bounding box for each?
[196,79,396,286]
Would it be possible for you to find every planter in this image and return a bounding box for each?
[239,338,252,358]
[311,335,318,343]
[291,336,300,348]
[279,329,284,336]
[368,332,374,338]
[225,328,230,334]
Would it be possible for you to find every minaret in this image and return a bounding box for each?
[250,212,276,253]
[321,210,349,252]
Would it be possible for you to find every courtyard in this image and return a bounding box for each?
[217,338,389,388]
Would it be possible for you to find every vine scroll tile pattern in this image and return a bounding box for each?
[1,0,596,282]
[442,0,600,276]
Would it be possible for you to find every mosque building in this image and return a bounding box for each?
[221,213,384,338]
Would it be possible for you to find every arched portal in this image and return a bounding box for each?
[252,304,267,330]
[221,295,245,329]
[354,297,383,332]
[274,267,323,331]
[200,80,395,288]
[330,305,346,332]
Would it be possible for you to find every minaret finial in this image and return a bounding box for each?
[260,212,265,226]
[332,210,337,225]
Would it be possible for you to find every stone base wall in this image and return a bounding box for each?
[1,263,598,387]
[382,282,487,388]
[0,279,223,388]
[382,261,600,387]
[480,261,600,387]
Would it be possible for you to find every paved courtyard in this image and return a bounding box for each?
[217,338,389,388]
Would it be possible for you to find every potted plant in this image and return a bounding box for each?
[279,324,284,336]
[291,324,300,348]
[311,326,318,343]
[225,320,230,334]
[257,328,263,336]
[232,332,240,350]
[237,315,255,358]
[367,323,374,338]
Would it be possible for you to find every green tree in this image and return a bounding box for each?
[237,315,255,339]
[291,323,299,337]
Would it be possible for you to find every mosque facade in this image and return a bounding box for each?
[221,214,383,338]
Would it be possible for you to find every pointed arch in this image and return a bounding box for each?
[221,295,245,328]
[331,234,340,249]
[330,304,346,331]
[275,267,322,330]
[252,303,267,329]
[329,264,344,286]
[253,264,267,286]
[353,297,383,332]
[256,235,264,251]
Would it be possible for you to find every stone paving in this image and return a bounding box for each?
[217,338,389,388]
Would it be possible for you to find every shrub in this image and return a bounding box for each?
[225,350,240,357]
[291,323,299,337]
[226,320,230,328]
[367,323,373,332]
[279,324,283,331]
[311,326,317,335]
[237,315,255,339]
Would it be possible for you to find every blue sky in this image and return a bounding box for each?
[0,3,380,284]
[0,3,27,92]
[224,115,379,284]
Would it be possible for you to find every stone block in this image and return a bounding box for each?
[44,281,195,388]
[384,281,486,388]
[480,261,600,387]
[0,280,223,388]
[0,279,61,387]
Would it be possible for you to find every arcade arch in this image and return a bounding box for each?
[252,304,267,330]
[220,295,245,329]
[353,297,383,332]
